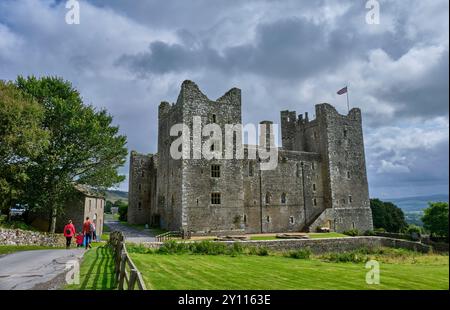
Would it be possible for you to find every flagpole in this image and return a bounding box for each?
[346,87,350,113]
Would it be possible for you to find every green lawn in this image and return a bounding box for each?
[0,245,64,255]
[65,245,116,290]
[129,253,449,290]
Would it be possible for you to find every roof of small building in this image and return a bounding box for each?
[74,184,105,199]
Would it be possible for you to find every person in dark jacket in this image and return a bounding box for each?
[63,220,76,249]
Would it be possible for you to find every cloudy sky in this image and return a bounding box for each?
[0,0,448,198]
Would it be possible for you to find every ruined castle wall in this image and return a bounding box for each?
[178,81,245,234]
[243,151,325,233]
[157,101,184,231]
[128,152,153,225]
[314,104,373,231]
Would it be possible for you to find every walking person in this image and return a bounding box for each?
[82,217,93,249]
[63,220,76,249]
[92,222,97,241]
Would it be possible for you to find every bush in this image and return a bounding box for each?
[118,204,128,222]
[343,229,359,236]
[190,240,228,255]
[256,247,269,256]
[322,251,366,263]
[158,240,189,254]
[127,244,154,254]
[286,248,311,259]
[405,224,422,235]
[374,227,386,233]
[363,230,375,236]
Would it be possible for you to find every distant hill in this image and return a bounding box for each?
[105,190,128,203]
[386,194,449,212]
[378,194,448,226]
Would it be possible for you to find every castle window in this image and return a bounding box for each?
[314,131,318,139]
[312,162,315,170]
[289,216,295,224]
[141,171,145,177]
[313,183,316,191]
[352,222,355,229]
[138,184,141,191]
[243,214,247,224]
[313,198,317,206]
[344,129,348,138]
[266,216,270,223]
[196,199,199,206]
[265,192,271,204]
[348,195,352,204]
[211,164,221,178]
[296,163,300,177]
[212,114,217,123]
[211,193,221,205]
[138,202,142,211]
[171,195,175,207]
[347,171,351,179]
[281,193,287,204]
[248,163,254,177]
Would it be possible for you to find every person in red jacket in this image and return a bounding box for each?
[63,220,76,249]
[82,217,93,249]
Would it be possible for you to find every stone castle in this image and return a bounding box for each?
[128,80,373,235]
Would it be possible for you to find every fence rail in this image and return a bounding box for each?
[108,231,146,290]
[156,230,183,242]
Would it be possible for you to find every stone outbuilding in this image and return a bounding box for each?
[30,184,105,236]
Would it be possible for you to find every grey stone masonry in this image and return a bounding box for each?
[128,81,373,234]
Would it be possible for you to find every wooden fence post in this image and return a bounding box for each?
[129,269,138,290]
[118,252,127,290]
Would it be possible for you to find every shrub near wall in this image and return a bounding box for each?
[0,228,65,247]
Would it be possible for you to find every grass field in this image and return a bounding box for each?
[0,245,64,255]
[65,245,116,290]
[129,251,449,290]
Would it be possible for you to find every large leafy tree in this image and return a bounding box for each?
[370,198,408,233]
[422,202,449,239]
[16,76,127,232]
[0,81,49,217]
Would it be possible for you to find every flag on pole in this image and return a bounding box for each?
[337,86,348,95]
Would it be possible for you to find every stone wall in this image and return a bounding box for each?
[0,228,65,247]
[138,236,431,254]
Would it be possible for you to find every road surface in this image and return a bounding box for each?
[0,248,85,290]
[105,218,157,243]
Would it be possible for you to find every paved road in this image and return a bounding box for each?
[105,219,157,243]
[0,248,85,290]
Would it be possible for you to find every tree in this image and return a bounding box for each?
[105,200,113,213]
[422,202,449,239]
[115,200,128,222]
[16,76,127,232]
[370,198,408,233]
[0,81,49,218]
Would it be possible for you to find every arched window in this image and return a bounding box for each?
[281,193,287,204]
[265,192,271,204]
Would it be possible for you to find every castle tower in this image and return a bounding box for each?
[127,151,153,225]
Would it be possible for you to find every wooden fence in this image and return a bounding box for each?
[108,231,147,290]
[155,230,193,242]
